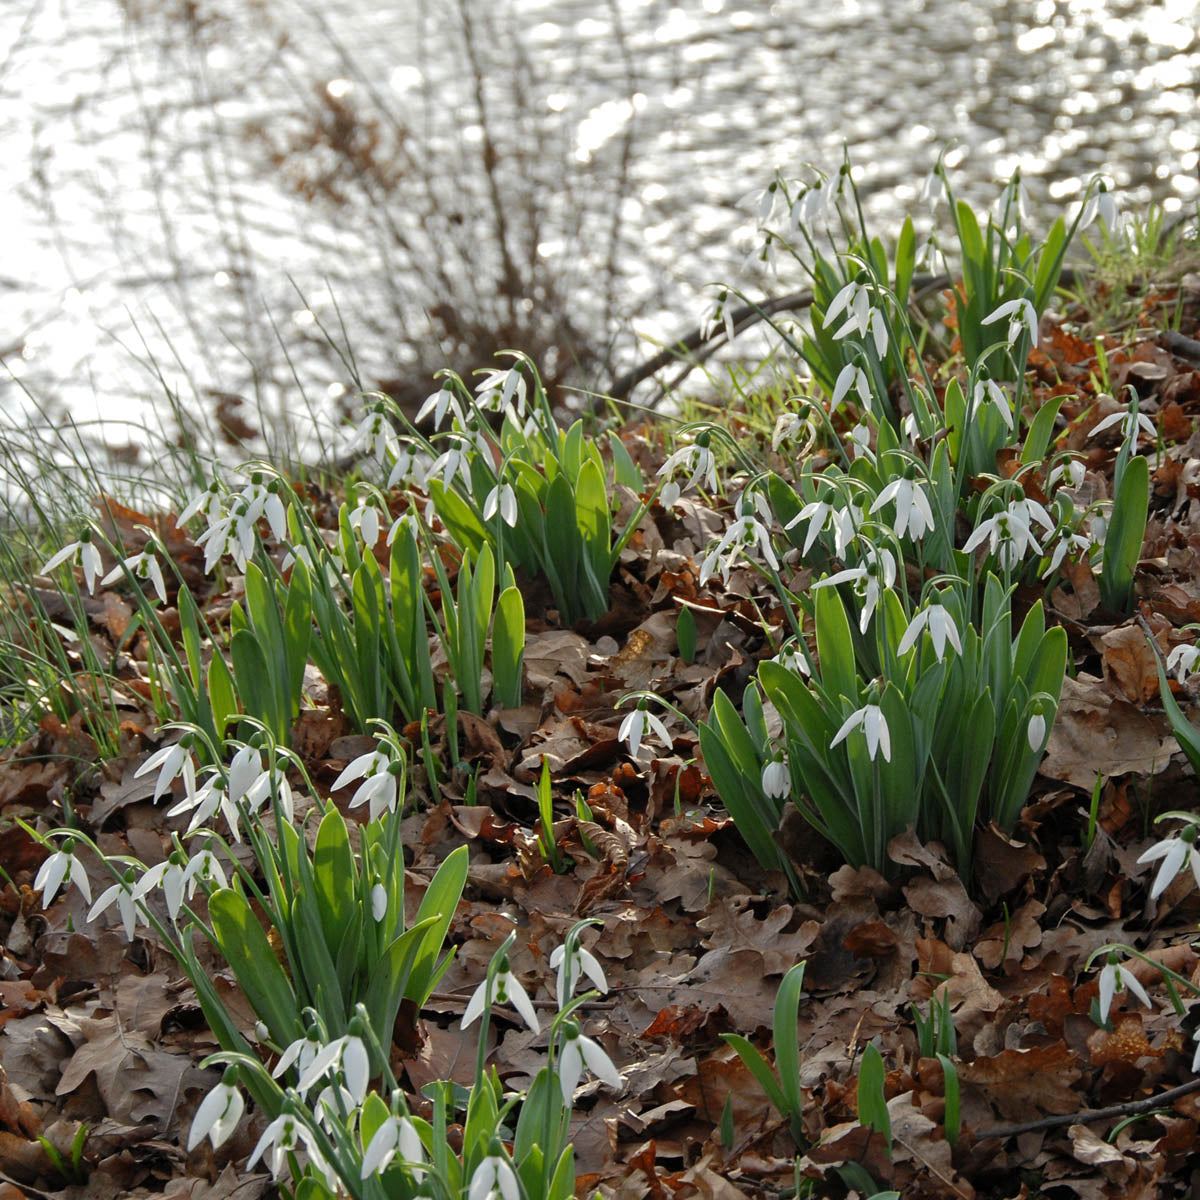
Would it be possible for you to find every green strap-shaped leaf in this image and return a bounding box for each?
[857,1043,891,1147]
[407,845,469,1007]
[207,888,300,1043]
[493,585,525,709]
[1100,451,1148,615]
[721,1034,790,1117]
[773,961,807,1119]
[312,808,357,955]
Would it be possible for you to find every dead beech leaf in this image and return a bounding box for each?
[974,899,1045,969]
[1041,673,1179,790]
[1068,1122,1132,1169]
[1086,1014,1161,1067]
[958,1044,1082,1120]
[1099,618,1170,703]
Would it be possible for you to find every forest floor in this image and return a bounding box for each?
[3,243,1200,1200]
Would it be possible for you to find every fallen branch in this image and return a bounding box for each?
[973,1076,1200,1141]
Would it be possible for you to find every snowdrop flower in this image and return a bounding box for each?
[135,738,195,802]
[557,1022,622,1103]
[700,289,736,345]
[475,366,528,421]
[462,958,540,1033]
[761,754,790,800]
[1137,822,1200,899]
[179,847,227,899]
[1027,711,1047,753]
[351,404,400,464]
[166,774,240,840]
[346,494,384,548]
[237,475,288,543]
[1193,1025,1200,1073]
[361,1115,426,1179]
[973,378,1014,432]
[830,703,891,763]
[699,491,779,584]
[618,698,672,760]
[297,1033,369,1104]
[550,941,608,1009]
[785,497,836,556]
[415,384,463,430]
[919,168,947,209]
[897,600,962,662]
[102,550,168,605]
[88,870,140,940]
[386,443,422,490]
[247,1110,332,1185]
[772,408,813,451]
[483,482,518,527]
[1096,952,1152,1024]
[430,441,472,491]
[991,174,1030,229]
[963,500,1047,570]
[273,1032,322,1085]
[1089,405,1157,444]
[813,545,896,633]
[468,1151,521,1200]
[1167,644,1200,683]
[982,297,1039,348]
[1078,184,1123,236]
[34,843,91,906]
[848,423,874,462]
[188,1072,244,1151]
[132,852,190,921]
[870,473,935,541]
[1042,531,1093,577]
[792,174,839,229]
[831,363,872,411]
[176,478,226,529]
[771,640,811,677]
[657,440,718,495]
[1048,457,1086,491]
[40,532,103,595]
[194,510,254,573]
[371,883,388,922]
[739,177,782,224]
[826,280,872,342]
[330,748,401,822]
[869,308,889,358]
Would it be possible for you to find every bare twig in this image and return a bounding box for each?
[973,1076,1200,1141]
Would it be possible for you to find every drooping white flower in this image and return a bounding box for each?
[187,1074,244,1151]
[246,1110,333,1186]
[88,872,140,940]
[176,478,226,529]
[963,501,1047,571]
[135,739,195,802]
[1089,406,1157,444]
[825,280,871,341]
[132,853,189,921]
[351,405,400,464]
[468,1152,521,1200]
[982,297,1039,348]
[973,378,1014,432]
[699,491,779,584]
[557,1023,622,1102]
[830,703,891,763]
[1096,952,1152,1024]
[34,844,92,906]
[897,600,962,663]
[618,699,672,760]
[415,385,463,430]
[1027,711,1047,752]
[361,1114,426,1179]
[761,755,790,800]
[330,748,400,822]
[869,308,889,358]
[462,959,540,1033]
[102,550,168,605]
[831,363,872,411]
[657,442,718,495]
[40,533,104,595]
[771,640,811,677]
[847,422,874,461]
[296,1033,370,1104]
[1137,823,1200,900]
[919,168,947,209]
[483,482,519,527]
[1048,457,1086,491]
[475,366,528,421]
[550,941,608,1009]
[870,474,935,541]
[1166,644,1200,683]
[813,545,896,633]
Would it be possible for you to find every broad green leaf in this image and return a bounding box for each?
[493,585,525,709]
[1021,394,1065,465]
[312,808,357,957]
[721,1034,790,1117]
[1100,451,1148,614]
[857,1043,891,1146]
[208,888,299,1043]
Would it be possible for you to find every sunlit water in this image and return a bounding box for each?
[0,0,1197,465]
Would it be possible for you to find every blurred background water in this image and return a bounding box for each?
[1,0,1197,466]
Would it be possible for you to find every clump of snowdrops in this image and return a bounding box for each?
[682,159,1154,882]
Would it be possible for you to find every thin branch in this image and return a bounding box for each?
[973,1076,1200,1141]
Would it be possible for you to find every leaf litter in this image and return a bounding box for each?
[2,264,1200,1197]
